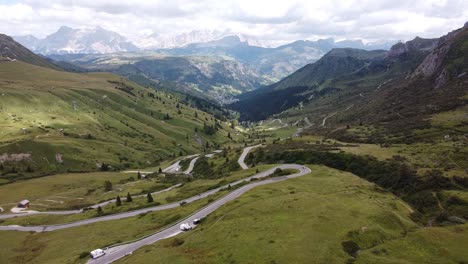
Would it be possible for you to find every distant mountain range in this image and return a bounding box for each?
[231,22,468,132]
[12,26,399,102]
[159,35,394,80]
[14,26,395,56]
[135,29,268,49]
[14,26,138,54]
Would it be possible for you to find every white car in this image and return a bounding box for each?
[180,223,192,231]
[90,249,105,259]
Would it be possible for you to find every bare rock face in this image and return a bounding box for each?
[412,44,451,78]
[386,37,438,58]
[435,69,450,89]
[411,23,468,85]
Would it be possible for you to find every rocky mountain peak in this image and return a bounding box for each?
[386,37,438,57]
[411,23,468,87]
[14,26,138,54]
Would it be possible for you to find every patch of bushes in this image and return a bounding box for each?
[78,251,89,259]
[170,238,185,247]
[342,240,360,257]
[192,156,215,179]
[254,146,465,222]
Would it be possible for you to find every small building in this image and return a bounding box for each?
[17,200,30,208]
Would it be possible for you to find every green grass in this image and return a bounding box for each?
[273,134,467,178]
[0,61,244,181]
[115,165,419,264]
[0,171,168,212]
[0,191,226,264]
[356,225,468,264]
[0,166,274,225]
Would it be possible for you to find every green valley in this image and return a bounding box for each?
[0,7,467,264]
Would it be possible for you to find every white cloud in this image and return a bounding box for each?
[0,0,466,43]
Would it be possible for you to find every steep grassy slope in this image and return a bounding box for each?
[0,34,58,69]
[0,61,239,182]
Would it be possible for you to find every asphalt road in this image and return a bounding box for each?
[162,154,199,173]
[0,146,311,264]
[0,154,201,220]
[293,117,313,137]
[87,164,311,264]
[0,163,309,233]
[0,183,182,220]
[183,156,199,174]
[237,144,262,169]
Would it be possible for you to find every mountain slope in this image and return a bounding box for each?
[46,52,269,102]
[0,61,237,182]
[0,34,58,69]
[267,48,388,91]
[231,23,467,144]
[231,48,388,120]
[159,36,395,80]
[14,26,138,55]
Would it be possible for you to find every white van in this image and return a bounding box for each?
[90,249,105,259]
[180,223,192,231]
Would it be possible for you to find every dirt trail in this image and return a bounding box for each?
[321,112,337,126]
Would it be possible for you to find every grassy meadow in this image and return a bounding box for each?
[115,165,437,264]
[0,61,243,182]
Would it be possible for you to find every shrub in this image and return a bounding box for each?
[79,251,89,259]
[342,240,360,256]
[104,180,112,191]
[147,193,154,203]
[170,238,185,247]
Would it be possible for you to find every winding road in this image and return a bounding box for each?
[0,184,182,220]
[237,144,262,169]
[0,165,310,233]
[183,156,199,174]
[87,164,310,264]
[0,145,312,264]
[162,154,199,174]
[293,117,313,137]
[0,154,201,220]
[0,145,311,264]
[321,112,337,127]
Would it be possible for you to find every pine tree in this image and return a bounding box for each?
[116,195,122,206]
[137,171,142,179]
[104,180,112,191]
[158,167,162,173]
[147,193,154,203]
[97,206,103,215]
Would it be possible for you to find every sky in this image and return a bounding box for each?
[0,0,467,44]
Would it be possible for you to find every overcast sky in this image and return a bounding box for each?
[0,0,466,44]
